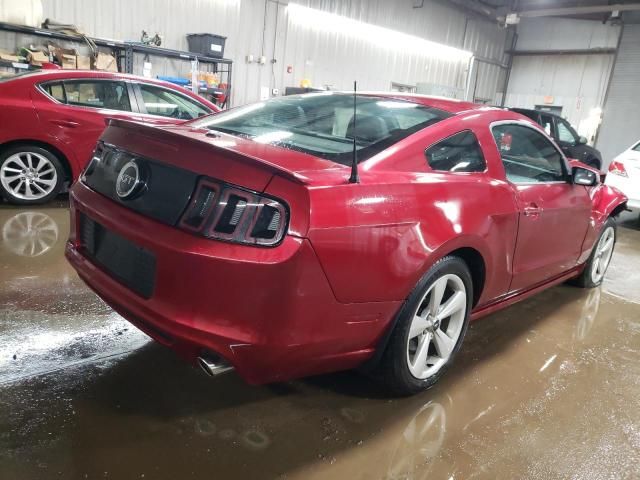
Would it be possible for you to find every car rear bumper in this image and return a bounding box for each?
[605,174,640,210]
[66,182,400,384]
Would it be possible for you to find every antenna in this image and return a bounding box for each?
[348,80,360,184]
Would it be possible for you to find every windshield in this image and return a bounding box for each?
[192,93,452,165]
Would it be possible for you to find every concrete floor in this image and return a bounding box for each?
[1,199,639,480]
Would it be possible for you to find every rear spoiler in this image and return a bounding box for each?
[104,118,310,185]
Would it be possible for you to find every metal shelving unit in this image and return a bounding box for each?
[123,43,233,108]
[0,22,233,107]
[0,59,32,71]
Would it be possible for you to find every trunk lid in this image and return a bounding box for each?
[101,120,345,190]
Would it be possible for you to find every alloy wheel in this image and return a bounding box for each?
[0,152,58,201]
[591,226,615,284]
[406,274,467,379]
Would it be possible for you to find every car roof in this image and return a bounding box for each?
[357,91,482,114]
[8,69,185,90]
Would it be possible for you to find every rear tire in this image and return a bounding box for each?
[377,256,473,396]
[0,145,65,205]
[574,217,616,288]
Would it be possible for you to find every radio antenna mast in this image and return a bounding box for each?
[348,80,360,184]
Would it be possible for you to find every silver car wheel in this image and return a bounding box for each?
[591,226,615,284]
[0,152,58,201]
[406,273,467,380]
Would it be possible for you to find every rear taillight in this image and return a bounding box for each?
[179,178,288,247]
[81,143,105,181]
[608,160,628,177]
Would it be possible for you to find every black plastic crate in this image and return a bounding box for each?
[187,33,227,59]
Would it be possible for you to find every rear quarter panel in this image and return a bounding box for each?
[0,77,82,176]
[307,111,521,307]
[307,174,518,306]
[0,79,40,143]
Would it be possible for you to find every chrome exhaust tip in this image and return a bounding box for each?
[197,355,233,377]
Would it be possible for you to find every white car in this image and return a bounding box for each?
[605,141,640,211]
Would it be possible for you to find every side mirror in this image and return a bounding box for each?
[573,166,598,186]
[578,136,588,145]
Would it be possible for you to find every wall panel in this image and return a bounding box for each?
[29,0,507,106]
[504,17,620,144]
[596,25,640,164]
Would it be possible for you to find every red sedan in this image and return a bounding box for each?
[0,70,218,205]
[65,93,627,395]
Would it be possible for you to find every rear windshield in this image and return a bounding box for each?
[192,93,452,165]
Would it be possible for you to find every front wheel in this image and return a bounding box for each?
[378,256,473,396]
[0,146,65,205]
[574,218,616,288]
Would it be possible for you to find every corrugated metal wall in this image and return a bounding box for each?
[463,15,508,103]
[5,0,507,106]
[596,24,640,164]
[503,18,621,142]
[505,54,614,129]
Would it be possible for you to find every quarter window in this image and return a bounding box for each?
[426,131,486,173]
[492,124,566,183]
[43,82,65,102]
[138,84,210,120]
[62,81,131,111]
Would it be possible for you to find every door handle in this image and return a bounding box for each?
[50,119,80,128]
[523,203,542,217]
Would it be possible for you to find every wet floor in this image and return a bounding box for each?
[1,199,639,480]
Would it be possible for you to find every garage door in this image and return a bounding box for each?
[596,24,640,165]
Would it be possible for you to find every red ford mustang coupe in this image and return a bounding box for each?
[65,93,627,395]
[0,70,218,205]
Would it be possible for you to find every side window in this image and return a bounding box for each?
[539,114,554,137]
[633,142,640,152]
[42,82,65,102]
[556,119,578,145]
[138,84,210,120]
[62,81,131,111]
[492,124,566,184]
[425,130,486,173]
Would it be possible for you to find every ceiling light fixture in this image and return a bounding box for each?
[287,3,473,63]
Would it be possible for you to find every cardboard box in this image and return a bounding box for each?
[27,51,48,66]
[76,55,91,70]
[94,52,117,72]
[60,53,77,69]
[0,51,21,62]
[48,46,79,69]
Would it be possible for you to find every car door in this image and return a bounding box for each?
[35,79,137,168]
[491,122,592,292]
[131,83,212,126]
